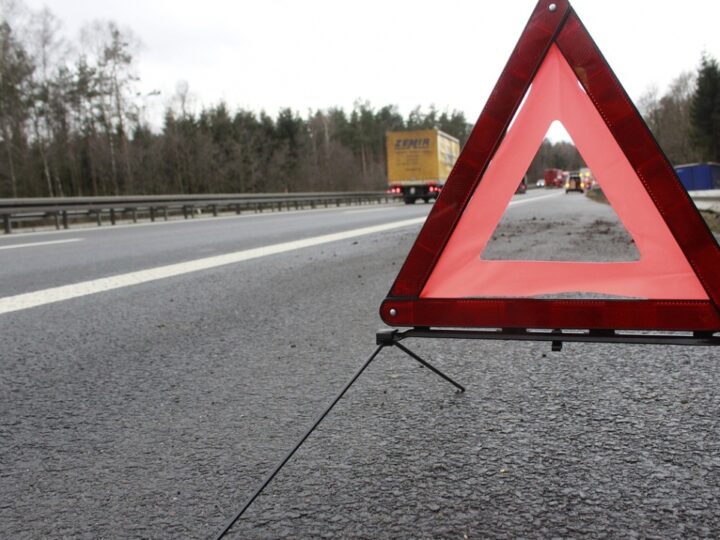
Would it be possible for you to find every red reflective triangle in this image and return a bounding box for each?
[380,0,720,332]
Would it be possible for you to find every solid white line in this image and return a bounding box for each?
[0,238,83,251]
[0,218,425,315]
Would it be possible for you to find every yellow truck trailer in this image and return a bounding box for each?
[386,129,460,204]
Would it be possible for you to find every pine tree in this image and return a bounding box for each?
[690,54,720,161]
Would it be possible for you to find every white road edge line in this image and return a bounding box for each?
[509,192,564,206]
[0,238,83,251]
[0,192,556,315]
[0,218,424,315]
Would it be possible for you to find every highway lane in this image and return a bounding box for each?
[0,203,429,298]
[2,189,719,538]
[0,189,555,301]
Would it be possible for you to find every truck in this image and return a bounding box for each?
[544,168,567,188]
[674,163,720,191]
[386,129,460,204]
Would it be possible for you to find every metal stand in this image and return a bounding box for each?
[377,328,465,392]
[386,327,720,350]
[214,337,464,539]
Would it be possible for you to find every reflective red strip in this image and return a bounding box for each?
[381,299,720,331]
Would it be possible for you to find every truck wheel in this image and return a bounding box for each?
[423,197,430,204]
[404,198,414,205]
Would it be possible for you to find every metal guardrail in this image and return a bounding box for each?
[3,189,717,235]
[689,190,720,213]
[0,192,399,234]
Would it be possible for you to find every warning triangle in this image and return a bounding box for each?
[424,45,704,300]
[380,0,720,332]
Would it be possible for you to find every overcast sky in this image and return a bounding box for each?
[19,0,720,133]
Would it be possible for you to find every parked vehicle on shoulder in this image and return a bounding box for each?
[674,162,720,191]
[565,171,584,193]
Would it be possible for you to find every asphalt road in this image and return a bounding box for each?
[2,190,719,538]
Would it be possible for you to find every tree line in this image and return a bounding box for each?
[639,55,720,166]
[1,2,475,198]
[1,1,718,199]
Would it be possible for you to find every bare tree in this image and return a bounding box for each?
[80,20,139,195]
[639,72,701,164]
[26,7,68,196]
[0,18,33,197]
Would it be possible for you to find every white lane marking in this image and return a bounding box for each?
[0,218,425,315]
[0,238,83,251]
[509,192,563,206]
[343,207,397,215]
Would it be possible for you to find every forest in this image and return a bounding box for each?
[2,1,719,198]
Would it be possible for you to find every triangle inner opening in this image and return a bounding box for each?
[481,122,640,263]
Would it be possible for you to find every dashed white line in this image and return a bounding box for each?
[0,238,83,251]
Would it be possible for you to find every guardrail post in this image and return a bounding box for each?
[163,207,168,221]
[110,208,116,225]
[53,212,60,230]
[3,214,11,234]
[131,208,137,223]
[62,211,69,229]
[183,206,189,219]
[235,204,241,215]
[150,207,156,222]
[212,204,218,217]
[95,210,102,226]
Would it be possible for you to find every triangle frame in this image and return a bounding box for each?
[380,0,720,332]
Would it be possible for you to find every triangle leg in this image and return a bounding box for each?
[393,341,465,393]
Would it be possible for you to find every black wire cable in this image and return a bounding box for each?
[213,344,386,539]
